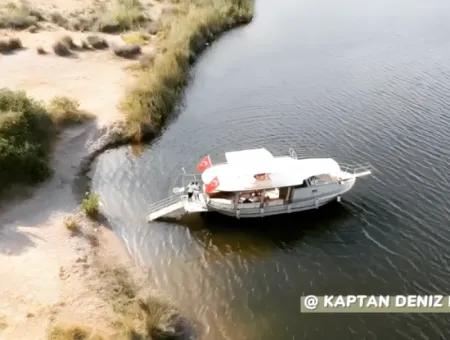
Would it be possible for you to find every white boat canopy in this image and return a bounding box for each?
[201,148,341,192]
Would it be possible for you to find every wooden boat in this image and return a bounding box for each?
[147,148,371,221]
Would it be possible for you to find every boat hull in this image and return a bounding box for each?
[207,177,356,219]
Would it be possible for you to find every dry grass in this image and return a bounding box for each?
[121,0,254,140]
[63,216,79,233]
[47,324,104,340]
[121,31,150,45]
[49,12,69,28]
[94,264,194,339]
[48,96,91,125]
[0,1,41,29]
[98,0,147,33]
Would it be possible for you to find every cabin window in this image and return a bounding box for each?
[209,191,235,200]
[308,174,334,186]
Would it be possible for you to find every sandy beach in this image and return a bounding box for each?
[0,0,170,338]
[0,0,253,337]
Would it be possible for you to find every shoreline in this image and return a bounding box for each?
[0,0,253,338]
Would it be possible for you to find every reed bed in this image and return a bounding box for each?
[121,0,254,140]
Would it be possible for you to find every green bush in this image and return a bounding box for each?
[0,89,54,192]
[82,192,100,219]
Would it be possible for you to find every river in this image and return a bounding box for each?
[91,0,450,338]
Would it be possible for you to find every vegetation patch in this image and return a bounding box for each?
[94,263,195,339]
[36,46,46,54]
[49,12,69,28]
[0,89,54,193]
[48,96,90,125]
[82,192,100,219]
[98,0,147,33]
[60,35,77,50]
[63,216,79,233]
[113,44,141,59]
[47,324,104,340]
[0,1,41,29]
[121,0,254,140]
[86,35,108,49]
[0,37,22,54]
[53,41,72,57]
[121,31,150,46]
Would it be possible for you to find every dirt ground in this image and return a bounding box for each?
[0,0,172,338]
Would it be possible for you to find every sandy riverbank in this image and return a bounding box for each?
[0,0,182,338]
[0,0,253,338]
[0,121,180,339]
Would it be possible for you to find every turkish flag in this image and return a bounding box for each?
[205,176,220,193]
[196,155,212,173]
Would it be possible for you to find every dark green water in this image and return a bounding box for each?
[92,0,450,338]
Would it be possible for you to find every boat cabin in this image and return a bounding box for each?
[201,148,348,217]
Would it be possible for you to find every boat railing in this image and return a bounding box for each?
[339,162,372,176]
[178,173,203,188]
[208,199,234,211]
[147,194,183,215]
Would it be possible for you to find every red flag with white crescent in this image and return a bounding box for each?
[205,176,220,193]
[196,155,212,173]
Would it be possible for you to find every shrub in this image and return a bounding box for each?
[80,40,90,50]
[112,44,141,58]
[69,15,98,32]
[0,89,54,192]
[36,46,46,54]
[8,37,22,49]
[63,216,78,233]
[49,12,69,28]
[60,35,77,49]
[27,24,38,33]
[52,41,72,56]
[48,96,89,125]
[86,35,108,49]
[0,2,40,29]
[0,40,10,53]
[82,192,100,219]
[98,0,147,33]
[0,37,22,54]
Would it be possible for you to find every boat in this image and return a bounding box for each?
[147,148,371,221]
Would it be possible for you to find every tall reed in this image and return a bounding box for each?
[121,0,254,140]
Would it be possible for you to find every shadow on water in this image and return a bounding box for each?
[165,202,354,254]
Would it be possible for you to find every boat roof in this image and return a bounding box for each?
[201,148,341,192]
